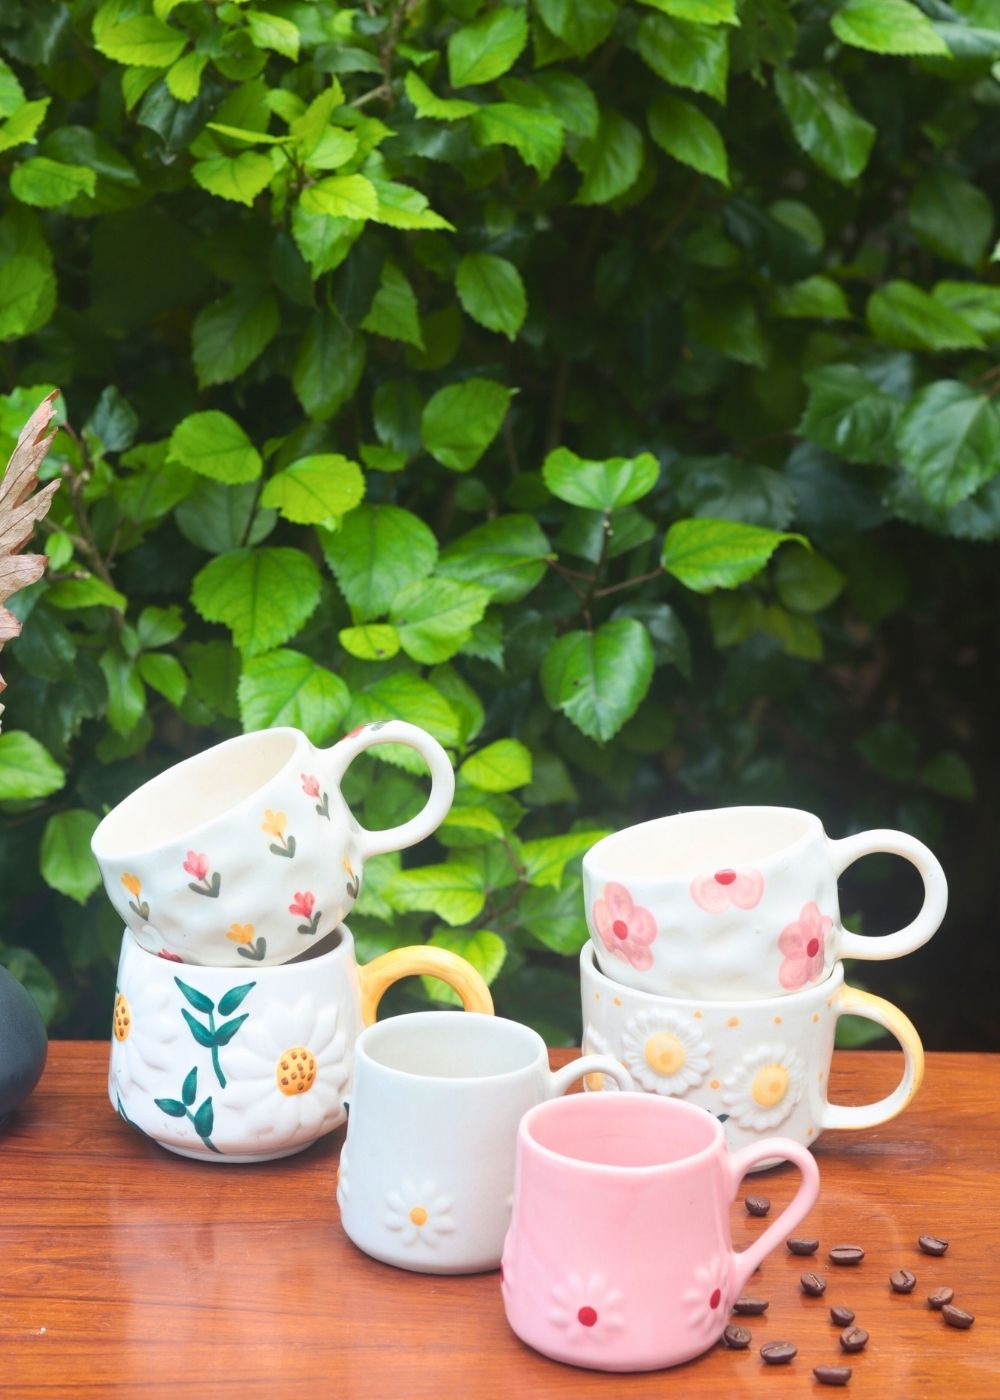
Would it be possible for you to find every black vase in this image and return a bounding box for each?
[0,965,47,1128]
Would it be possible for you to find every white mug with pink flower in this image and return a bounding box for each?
[91,721,455,967]
[582,806,947,1000]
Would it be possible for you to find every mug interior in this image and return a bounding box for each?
[361,1012,540,1080]
[588,807,814,878]
[525,1092,718,1169]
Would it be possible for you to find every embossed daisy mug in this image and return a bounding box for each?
[92,720,455,967]
[500,1092,820,1371]
[583,806,947,1000]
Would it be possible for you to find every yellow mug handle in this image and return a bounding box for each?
[357,945,495,1025]
[820,984,925,1131]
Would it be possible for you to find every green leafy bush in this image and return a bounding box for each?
[0,0,996,1045]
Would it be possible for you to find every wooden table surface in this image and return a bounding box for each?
[0,1044,997,1398]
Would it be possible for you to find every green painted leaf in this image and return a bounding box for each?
[361,262,423,349]
[421,378,513,473]
[321,504,438,621]
[181,1066,197,1106]
[456,253,526,340]
[895,381,1000,508]
[404,71,477,121]
[155,1097,188,1118]
[191,547,322,656]
[299,174,379,220]
[192,1097,214,1138]
[423,929,507,1006]
[437,514,551,604]
[93,14,187,68]
[460,739,533,793]
[535,0,619,56]
[520,830,608,889]
[10,157,96,208]
[661,518,805,591]
[217,983,256,1016]
[388,861,487,925]
[0,732,65,800]
[540,618,654,742]
[390,578,493,663]
[168,411,262,484]
[637,0,737,21]
[192,287,278,388]
[471,103,564,179]
[338,623,400,661]
[543,447,659,509]
[573,108,644,204]
[648,91,728,184]
[40,809,100,904]
[0,99,50,155]
[771,275,850,319]
[867,281,984,351]
[99,650,145,735]
[237,647,350,743]
[292,312,365,422]
[245,10,300,61]
[448,7,528,87]
[260,454,365,525]
[831,0,950,55]
[773,69,876,183]
[908,171,993,270]
[799,364,902,465]
[192,152,276,206]
[636,15,728,102]
[138,652,188,706]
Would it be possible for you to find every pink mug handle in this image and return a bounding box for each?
[726,1139,821,1296]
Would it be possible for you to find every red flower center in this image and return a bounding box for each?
[714,869,736,885]
[806,938,820,957]
[577,1306,598,1328]
[709,1288,722,1309]
[612,920,629,940]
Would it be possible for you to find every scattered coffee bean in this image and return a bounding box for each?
[814,1366,853,1387]
[840,1326,869,1353]
[733,1296,769,1315]
[890,1268,917,1293]
[941,1304,975,1330]
[760,1341,797,1365]
[919,1234,949,1256]
[723,1323,752,1349]
[830,1305,855,1326]
[829,1245,865,1266]
[745,1194,771,1217]
[800,1271,827,1296]
[786,1236,819,1255]
[928,1287,954,1310]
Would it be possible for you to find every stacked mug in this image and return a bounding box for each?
[580,806,948,1164]
[92,720,496,1163]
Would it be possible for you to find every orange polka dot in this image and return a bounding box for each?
[818,1071,824,1081]
[727,1017,739,1027]
[710,1079,720,1090]
[613,997,622,1007]
[807,1127,814,1137]
[812,1012,820,1022]
[774,1015,782,1024]
[693,1010,703,1019]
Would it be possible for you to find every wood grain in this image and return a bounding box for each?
[0,1044,997,1398]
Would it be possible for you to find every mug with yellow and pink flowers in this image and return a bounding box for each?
[582,806,947,1001]
[91,720,455,967]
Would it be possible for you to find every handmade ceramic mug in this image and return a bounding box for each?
[337,1011,634,1274]
[92,720,455,966]
[109,924,493,1163]
[501,1092,820,1371]
[581,946,923,1165]
[583,806,947,999]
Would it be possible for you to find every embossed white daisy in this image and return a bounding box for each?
[720,1042,805,1131]
[683,1253,732,1336]
[620,1009,712,1095]
[109,977,180,1096]
[385,1181,456,1248]
[549,1272,625,1343]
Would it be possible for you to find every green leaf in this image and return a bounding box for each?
[471,103,564,180]
[423,929,507,1007]
[191,547,322,656]
[292,312,366,421]
[648,91,728,184]
[361,262,424,349]
[260,454,365,525]
[831,0,950,55]
[99,650,146,735]
[526,70,599,138]
[192,288,279,388]
[166,50,208,102]
[540,618,654,743]
[168,411,262,484]
[460,739,533,792]
[921,751,975,801]
[661,518,805,591]
[421,378,513,473]
[46,575,127,611]
[192,152,276,206]
[93,14,187,68]
[0,59,24,118]
[535,0,619,56]
[291,206,363,277]
[687,288,767,367]
[440,805,507,844]
[895,381,1000,508]
[388,861,487,926]
[338,623,400,660]
[448,7,528,87]
[520,830,607,889]
[10,157,96,208]
[456,253,526,340]
[771,275,851,320]
[0,99,50,155]
[0,732,65,800]
[349,672,461,752]
[245,10,300,61]
[933,281,1000,341]
[637,0,737,20]
[521,878,590,955]
[321,504,438,621]
[137,651,188,706]
[867,281,984,351]
[799,364,902,465]
[573,108,644,205]
[175,479,277,555]
[636,15,729,102]
[908,171,993,270]
[774,547,845,613]
[543,447,659,509]
[299,174,379,221]
[404,71,477,122]
[237,647,349,743]
[368,178,454,231]
[390,578,493,663]
[773,69,876,183]
[137,604,184,649]
[0,254,54,340]
[40,809,101,904]
[437,514,551,604]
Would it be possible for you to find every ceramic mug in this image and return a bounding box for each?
[583,806,947,999]
[501,1092,820,1371]
[581,945,923,1165]
[337,1011,634,1274]
[92,720,455,966]
[109,924,493,1163]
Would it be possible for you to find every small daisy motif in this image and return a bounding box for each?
[549,1272,625,1344]
[683,1254,732,1337]
[620,1010,712,1096]
[384,1182,455,1248]
[720,1042,805,1131]
[108,977,181,1095]
[690,867,764,913]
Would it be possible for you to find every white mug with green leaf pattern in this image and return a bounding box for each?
[92,720,455,967]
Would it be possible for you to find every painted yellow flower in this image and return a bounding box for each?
[226,922,255,946]
[261,809,287,839]
[121,872,142,897]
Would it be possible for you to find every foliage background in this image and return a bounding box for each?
[0,0,997,1048]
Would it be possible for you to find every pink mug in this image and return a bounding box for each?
[501,1092,820,1372]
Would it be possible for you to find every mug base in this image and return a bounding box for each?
[342,1229,500,1276]
[156,1137,322,1164]
[505,1318,718,1373]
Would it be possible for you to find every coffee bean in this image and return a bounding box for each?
[733,1296,769,1315]
[760,1341,797,1365]
[941,1304,975,1330]
[745,1194,771,1217]
[787,1236,819,1255]
[928,1286,954,1310]
[919,1234,949,1256]
[829,1245,865,1266]
[800,1271,827,1296]
[830,1305,855,1326]
[890,1268,917,1293]
[723,1323,752,1349]
[840,1326,869,1353]
[814,1366,852,1387]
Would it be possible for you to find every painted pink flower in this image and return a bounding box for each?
[183,851,209,881]
[289,891,315,919]
[777,901,833,989]
[690,867,764,913]
[591,882,658,971]
[301,773,321,798]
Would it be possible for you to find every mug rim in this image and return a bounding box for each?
[354,1010,544,1085]
[583,805,822,880]
[519,1090,723,1177]
[120,921,354,979]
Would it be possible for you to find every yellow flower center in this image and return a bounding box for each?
[644,1032,686,1076]
[752,1063,789,1107]
[276,1046,317,1096]
[409,1206,428,1226]
[113,993,131,1042]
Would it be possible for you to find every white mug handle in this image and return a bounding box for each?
[817,984,925,1131]
[829,828,947,961]
[727,1139,820,1296]
[323,720,455,858]
[547,1056,633,1097]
